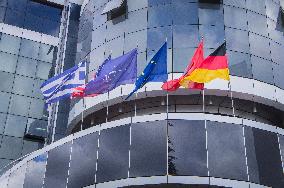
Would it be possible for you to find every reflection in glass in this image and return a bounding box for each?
[207,121,247,181]
[68,133,98,188]
[43,143,71,188]
[7,163,27,188]
[130,121,167,177]
[24,154,47,188]
[168,120,207,176]
[97,125,130,183]
[249,128,284,187]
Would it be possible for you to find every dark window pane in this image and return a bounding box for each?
[168,120,207,176]
[68,133,98,188]
[130,121,167,177]
[4,8,25,27]
[23,13,44,33]
[207,121,247,181]
[7,0,27,11]
[43,143,71,188]
[23,153,47,188]
[244,126,260,183]
[249,128,284,187]
[97,125,130,183]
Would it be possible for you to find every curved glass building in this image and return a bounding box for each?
[1,0,284,188]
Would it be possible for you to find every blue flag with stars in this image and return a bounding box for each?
[84,49,137,96]
[126,42,167,100]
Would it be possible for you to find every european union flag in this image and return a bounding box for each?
[126,42,167,100]
[84,49,137,95]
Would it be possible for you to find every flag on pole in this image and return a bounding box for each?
[162,40,204,91]
[126,42,167,100]
[82,48,137,96]
[180,42,229,85]
[71,56,111,98]
[40,61,86,104]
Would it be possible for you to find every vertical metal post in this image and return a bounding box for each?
[46,0,70,144]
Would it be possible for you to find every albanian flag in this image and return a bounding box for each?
[180,42,229,85]
[162,40,204,91]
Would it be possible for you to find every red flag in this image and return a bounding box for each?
[162,40,204,91]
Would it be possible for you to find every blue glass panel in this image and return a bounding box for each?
[148,0,171,6]
[13,75,34,97]
[251,56,274,84]
[28,99,44,119]
[41,19,60,36]
[272,63,284,89]
[7,0,27,11]
[4,115,27,137]
[0,7,5,22]
[223,0,246,8]
[173,47,196,72]
[7,163,27,188]
[172,2,198,25]
[199,25,225,49]
[16,57,37,77]
[224,5,247,30]
[4,8,25,27]
[249,33,270,59]
[226,27,249,53]
[270,41,284,64]
[0,34,21,55]
[9,95,30,116]
[199,4,223,26]
[247,11,268,37]
[0,71,14,92]
[23,13,44,33]
[173,25,199,49]
[148,4,172,27]
[0,136,23,159]
[20,39,40,59]
[227,51,252,78]
[246,0,266,15]
[0,52,17,73]
[147,26,172,51]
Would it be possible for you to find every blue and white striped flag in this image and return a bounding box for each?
[40,61,86,104]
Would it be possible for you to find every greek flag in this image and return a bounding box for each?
[40,61,86,104]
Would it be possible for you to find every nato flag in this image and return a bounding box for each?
[84,49,137,95]
[126,42,167,100]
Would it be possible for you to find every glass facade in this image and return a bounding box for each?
[0,0,62,36]
[0,32,58,170]
[81,0,284,90]
[1,120,284,187]
[1,0,284,187]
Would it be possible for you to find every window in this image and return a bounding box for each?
[101,0,127,20]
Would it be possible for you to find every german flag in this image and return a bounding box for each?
[180,42,229,85]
